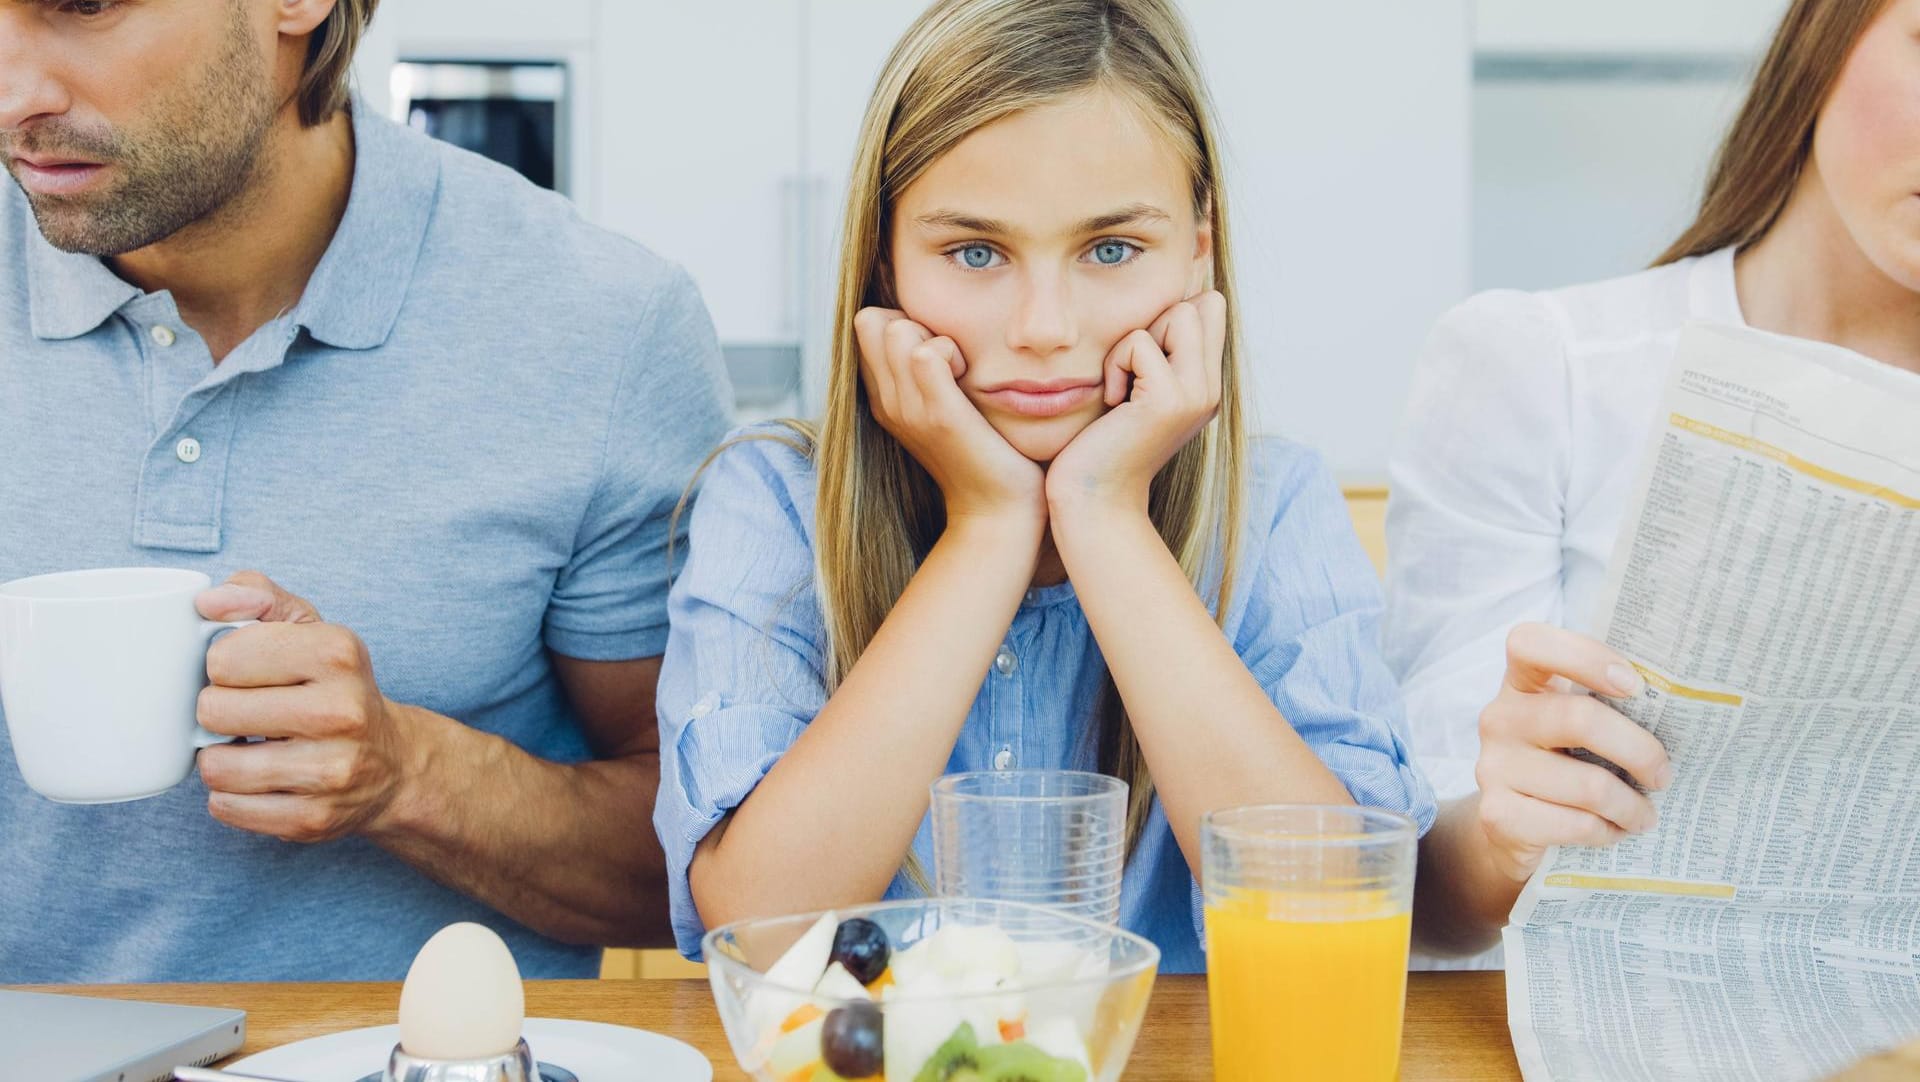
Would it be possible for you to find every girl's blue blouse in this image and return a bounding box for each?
[654,427,1436,972]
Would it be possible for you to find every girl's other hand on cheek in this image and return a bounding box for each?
[1046,290,1227,516]
[854,307,1046,527]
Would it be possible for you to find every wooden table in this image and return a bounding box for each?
[44,973,1521,1080]
[35,975,1920,1079]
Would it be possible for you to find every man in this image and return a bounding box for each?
[0,0,732,980]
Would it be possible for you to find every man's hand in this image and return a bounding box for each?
[193,571,420,843]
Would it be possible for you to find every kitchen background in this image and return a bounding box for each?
[350,0,1789,484]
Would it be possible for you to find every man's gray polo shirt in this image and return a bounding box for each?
[0,102,732,981]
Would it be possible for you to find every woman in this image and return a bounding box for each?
[653,0,1433,973]
[1395,0,1920,956]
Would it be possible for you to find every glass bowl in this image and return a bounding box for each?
[702,898,1161,1082]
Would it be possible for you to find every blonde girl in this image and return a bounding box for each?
[656,0,1433,972]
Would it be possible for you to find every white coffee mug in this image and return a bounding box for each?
[0,567,254,803]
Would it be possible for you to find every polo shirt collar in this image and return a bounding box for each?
[293,95,440,350]
[24,202,139,340]
[23,94,440,351]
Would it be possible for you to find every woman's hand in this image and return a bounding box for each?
[1474,623,1673,884]
[854,307,1045,526]
[1045,291,1227,517]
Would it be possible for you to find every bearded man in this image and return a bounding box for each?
[0,0,731,980]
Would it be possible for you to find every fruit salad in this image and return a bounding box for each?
[743,912,1108,1082]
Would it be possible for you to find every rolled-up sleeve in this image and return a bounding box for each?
[1233,442,1438,834]
[654,431,828,958]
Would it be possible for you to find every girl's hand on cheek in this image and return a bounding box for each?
[1047,290,1226,517]
[854,307,1047,527]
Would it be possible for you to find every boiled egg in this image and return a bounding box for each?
[398,922,526,1059]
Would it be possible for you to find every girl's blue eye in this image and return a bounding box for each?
[957,245,997,270]
[1090,241,1138,266]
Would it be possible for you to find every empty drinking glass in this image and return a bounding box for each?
[929,770,1127,928]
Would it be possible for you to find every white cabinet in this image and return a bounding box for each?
[1475,0,1786,56]
[593,2,804,351]
[1182,0,1471,480]
[796,1,937,416]
[1470,0,1787,293]
[1473,78,1748,292]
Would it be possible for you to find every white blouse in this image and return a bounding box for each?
[1382,248,1743,969]
[1383,246,1743,804]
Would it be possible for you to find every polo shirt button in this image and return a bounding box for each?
[175,437,202,464]
[993,746,1014,770]
[150,325,177,348]
[993,649,1017,676]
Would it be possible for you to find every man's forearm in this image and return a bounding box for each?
[367,703,670,948]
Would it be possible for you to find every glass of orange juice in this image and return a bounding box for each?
[1202,804,1417,1082]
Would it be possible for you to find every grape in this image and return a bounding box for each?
[829,918,890,985]
[821,1002,884,1078]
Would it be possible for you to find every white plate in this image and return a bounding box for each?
[225,1017,712,1082]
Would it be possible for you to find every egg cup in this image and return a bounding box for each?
[357,1039,576,1082]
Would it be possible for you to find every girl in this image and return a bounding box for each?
[1395,0,1920,957]
[656,0,1433,973]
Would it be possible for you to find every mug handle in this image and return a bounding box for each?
[191,619,259,749]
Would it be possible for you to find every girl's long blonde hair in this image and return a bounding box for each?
[766,0,1248,871]
[1658,0,1891,265]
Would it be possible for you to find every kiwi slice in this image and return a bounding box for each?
[912,1025,1089,1082]
[913,1023,985,1082]
[975,1040,1090,1082]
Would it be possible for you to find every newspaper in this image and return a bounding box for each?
[1503,323,1920,1082]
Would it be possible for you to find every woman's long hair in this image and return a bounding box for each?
[1658,0,1890,264]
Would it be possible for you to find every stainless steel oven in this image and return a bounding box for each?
[388,61,570,195]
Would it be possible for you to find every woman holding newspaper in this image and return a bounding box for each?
[1399,0,1920,956]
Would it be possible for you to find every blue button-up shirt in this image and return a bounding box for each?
[656,431,1435,973]
[0,102,732,981]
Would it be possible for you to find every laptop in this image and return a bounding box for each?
[0,989,246,1082]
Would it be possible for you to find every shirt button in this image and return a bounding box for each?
[174,437,202,464]
[993,649,1017,676]
[150,325,177,348]
[689,693,718,719]
[993,746,1014,770]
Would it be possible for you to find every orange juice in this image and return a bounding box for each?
[1205,889,1411,1081]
